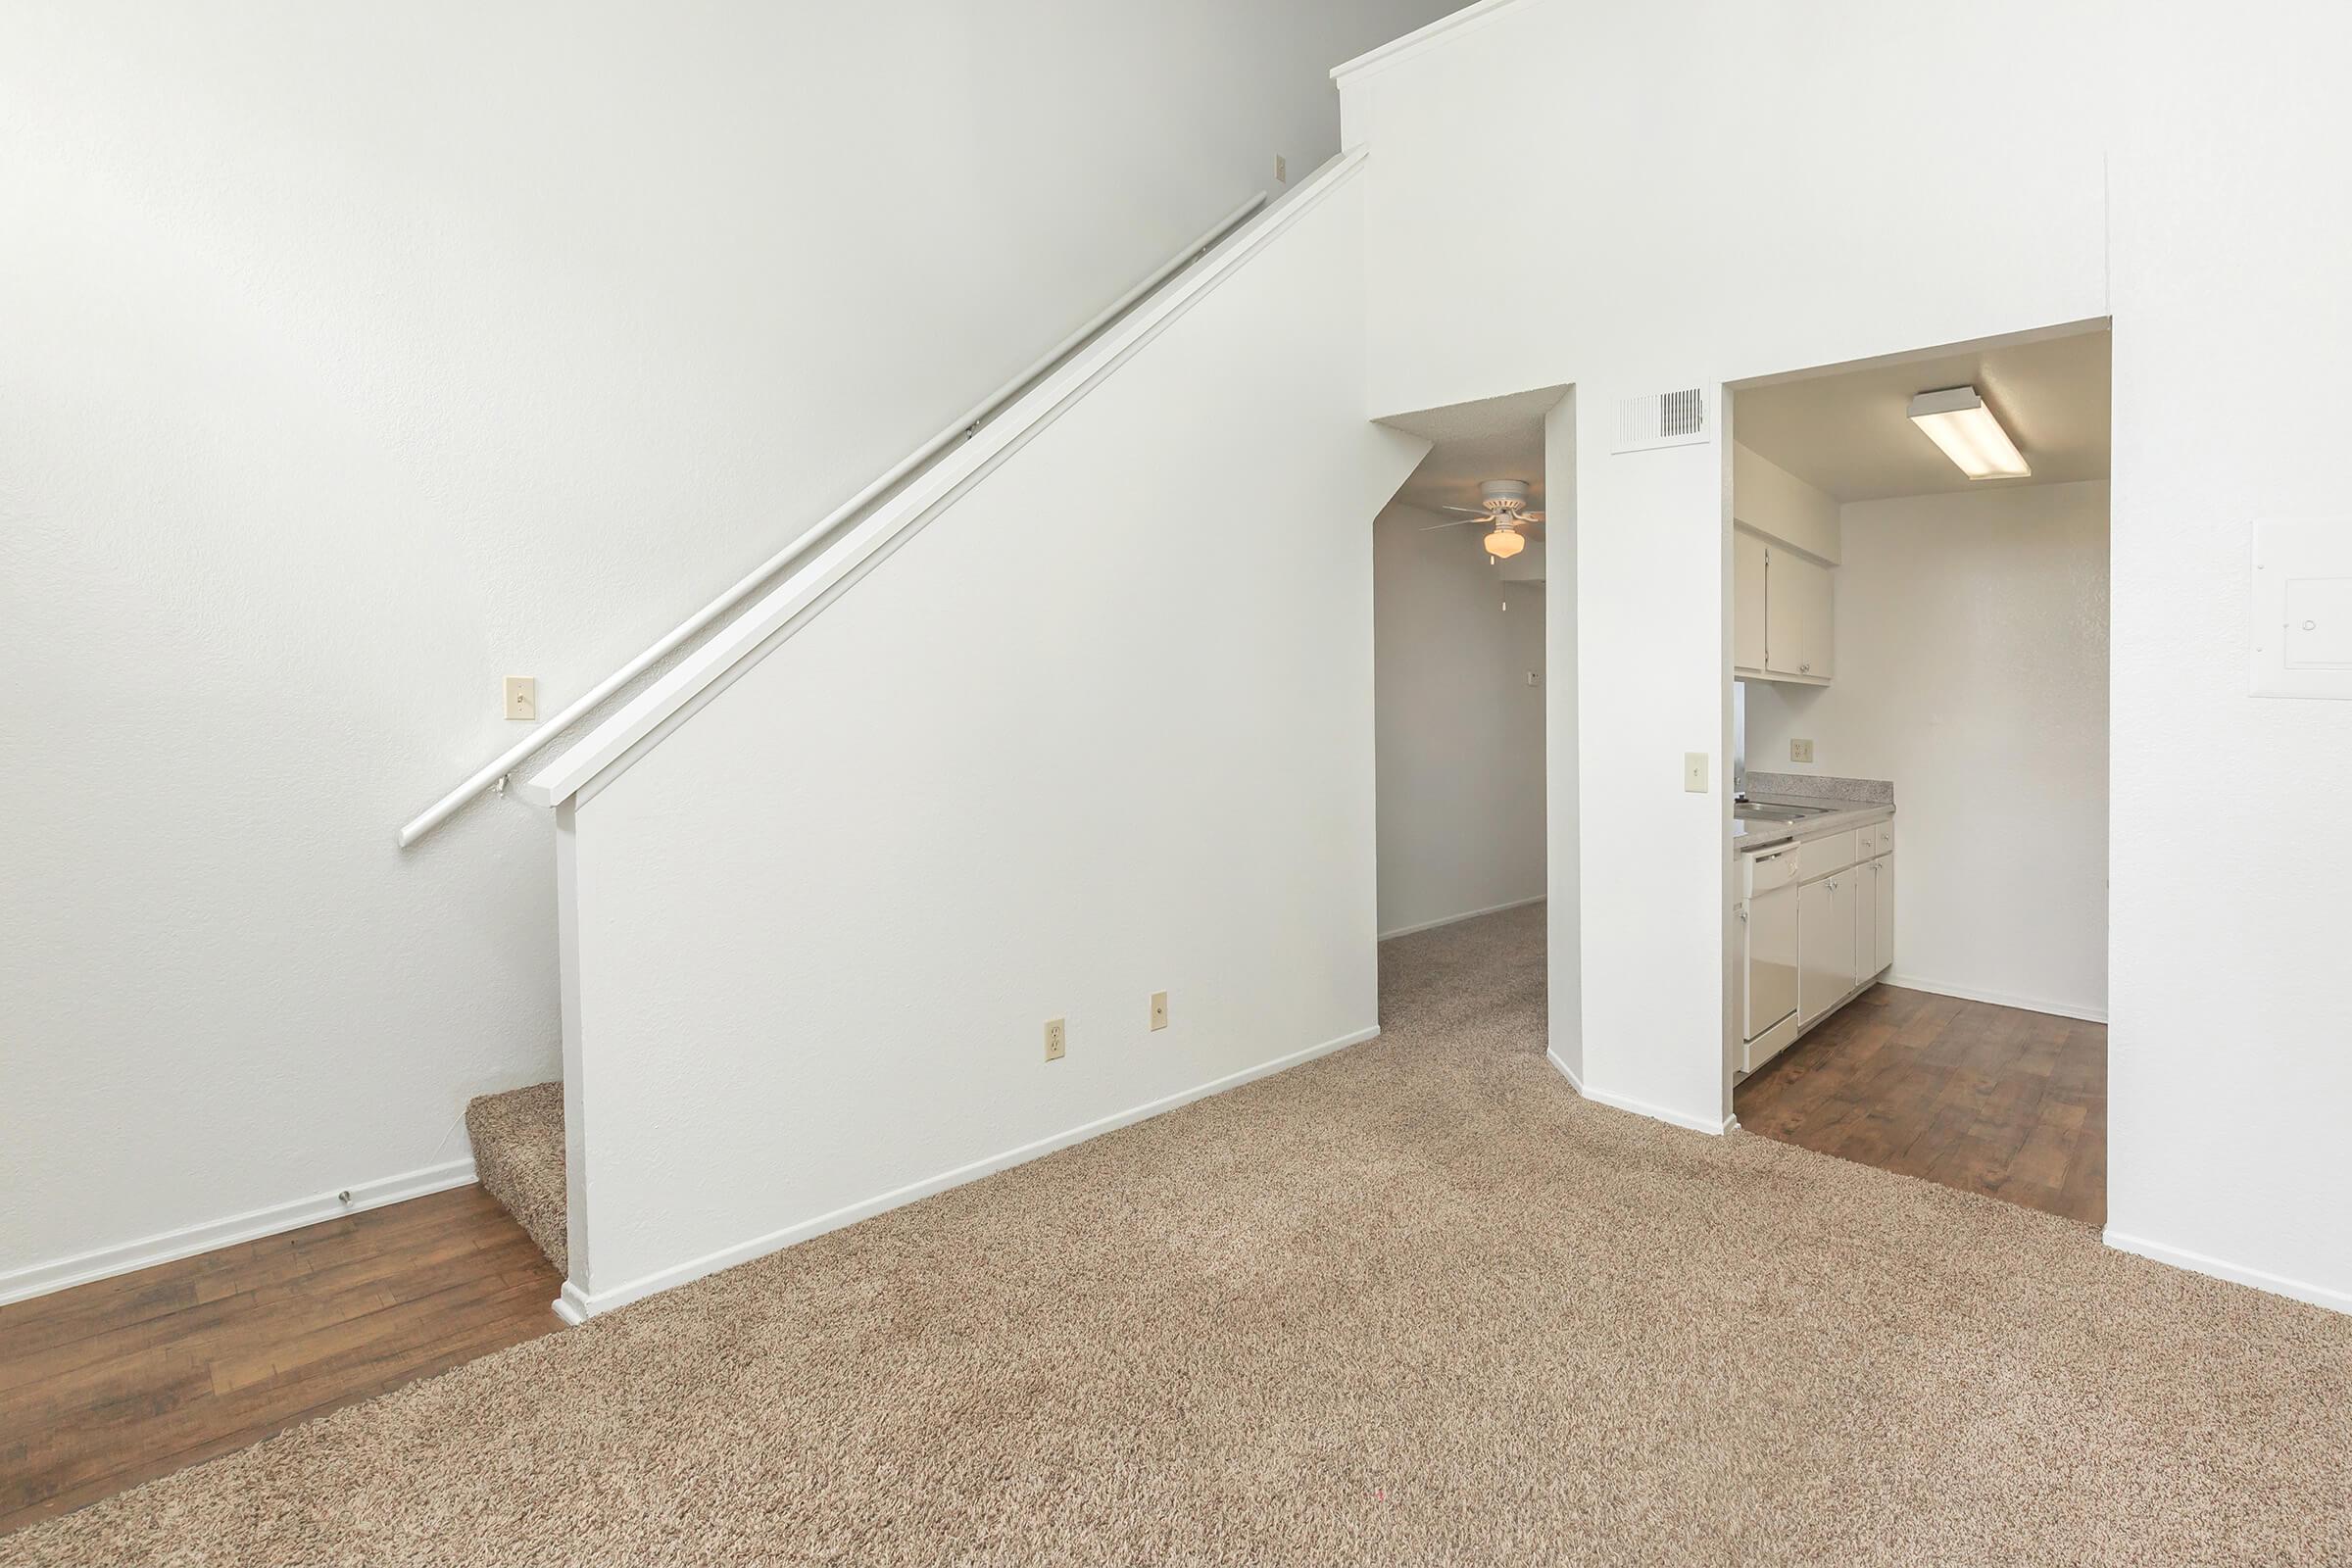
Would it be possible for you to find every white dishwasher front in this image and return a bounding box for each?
[1742,848,1800,1051]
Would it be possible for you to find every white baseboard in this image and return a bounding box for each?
[1379,895,1544,942]
[1544,1047,1585,1093]
[561,1024,1384,1321]
[0,1157,479,1308]
[1559,1070,1732,1137]
[2104,1229,2352,1317]
[1883,971,2106,1024]
[1580,1081,1731,1142]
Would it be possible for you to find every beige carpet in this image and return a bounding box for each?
[465,1081,567,1272]
[13,905,2352,1565]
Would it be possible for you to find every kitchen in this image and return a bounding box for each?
[1724,327,2112,1225]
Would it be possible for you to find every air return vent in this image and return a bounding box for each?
[1612,387,1709,453]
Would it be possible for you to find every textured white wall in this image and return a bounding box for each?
[1744,481,2111,1020]
[1373,504,1547,937]
[1344,0,2352,1310]
[0,0,1458,1293]
[1542,392,1583,1083]
[560,175,1426,1305]
[2102,7,2352,1310]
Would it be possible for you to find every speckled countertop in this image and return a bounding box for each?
[1733,773,1896,853]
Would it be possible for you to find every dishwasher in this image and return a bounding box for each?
[1740,844,1800,1066]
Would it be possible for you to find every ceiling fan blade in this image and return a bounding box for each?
[1519,512,1544,523]
[1418,517,1473,531]
[1439,505,1490,515]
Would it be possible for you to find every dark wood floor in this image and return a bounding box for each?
[0,1184,564,1536]
[1735,984,2107,1226]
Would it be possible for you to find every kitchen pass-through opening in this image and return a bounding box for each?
[1725,322,2111,1227]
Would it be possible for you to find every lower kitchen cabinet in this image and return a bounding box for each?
[1869,853,1893,977]
[1798,871,1857,1025]
[1738,817,1895,1072]
[1856,854,1879,979]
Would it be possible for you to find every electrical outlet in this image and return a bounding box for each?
[1790,738,1814,763]
[1274,153,1287,183]
[1151,992,1168,1031]
[1044,1017,1066,1062]
[1684,753,1708,793]
[505,676,536,721]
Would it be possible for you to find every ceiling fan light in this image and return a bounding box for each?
[1907,385,2029,480]
[1484,527,1525,560]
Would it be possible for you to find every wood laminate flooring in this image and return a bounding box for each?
[1735,984,2107,1226]
[0,1184,564,1536]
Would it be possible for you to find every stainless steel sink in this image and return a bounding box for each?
[1735,801,1833,822]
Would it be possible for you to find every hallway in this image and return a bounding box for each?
[16,906,2350,1565]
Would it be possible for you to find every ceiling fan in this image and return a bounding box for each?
[1424,478,1543,559]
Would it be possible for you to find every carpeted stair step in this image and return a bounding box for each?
[464,1082,567,1274]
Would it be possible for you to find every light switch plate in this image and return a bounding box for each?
[1684,753,1707,793]
[505,676,536,721]
[1150,992,1168,1031]
[1274,153,1287,183]
[1526,669,1542,687]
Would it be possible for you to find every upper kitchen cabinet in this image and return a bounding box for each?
[1767,549,1834,681]
[1733,443,1838,686]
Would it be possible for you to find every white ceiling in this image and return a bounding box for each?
[1734,329,2111,502]
[1380,384,1564,531]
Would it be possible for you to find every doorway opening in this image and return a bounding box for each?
[1725,324,2110,1225]
[1370,387,1567,1048]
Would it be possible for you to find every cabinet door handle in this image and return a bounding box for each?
[1827,879,1838,891]
[1737,907,1747,922]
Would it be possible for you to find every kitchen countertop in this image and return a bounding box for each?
[1733,792,1896,853]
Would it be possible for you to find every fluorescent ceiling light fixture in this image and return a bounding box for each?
[1907,386,2029,480]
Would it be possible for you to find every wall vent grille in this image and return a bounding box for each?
[1613,387,1709,453]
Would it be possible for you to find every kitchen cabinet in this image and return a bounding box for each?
[1734,529,1769,672]
[1871,854,1894,978]
[1734,813,1894,1072]
[1736,526,1835,684]
[1766,552,1833,680]
[1855,851,1878,978]
[1798,870,1856,1024]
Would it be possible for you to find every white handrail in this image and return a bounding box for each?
[397,190,1269,848]
[516,148,1367,817]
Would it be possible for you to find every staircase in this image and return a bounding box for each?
[465,1084,567,1273]
[423,152,1422,1323]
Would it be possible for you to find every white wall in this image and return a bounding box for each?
[1543,391,1582,1083]
[2103,7,2352,1310]
[1744,481,2111,1020]
[1342,0,2352,1311]
[0,0,1460,1296]
[555,172,1427,1309]
[1373,504,1546,937]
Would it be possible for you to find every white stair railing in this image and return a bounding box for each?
[397,191,1268,848]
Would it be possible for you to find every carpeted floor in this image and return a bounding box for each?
[12,905,2352,1565]
[465,1081,568,1272]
